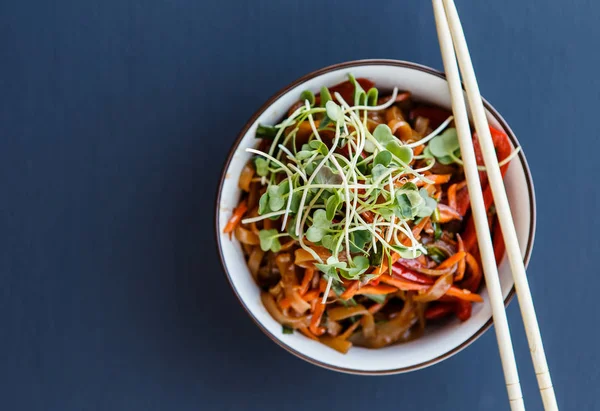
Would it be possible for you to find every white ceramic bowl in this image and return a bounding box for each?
[215,60,536,375]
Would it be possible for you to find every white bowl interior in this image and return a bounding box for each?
[217,63,534,373]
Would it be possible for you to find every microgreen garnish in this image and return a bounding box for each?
[366,88,378,106]
[427,128,461,165]
[426,246,447,264]
[348,74,367,106]
[300,90,315,106]
[320,86,332,107]
[306,209,331,242]
[325,100,344,122]
[258,229,284,252]
[254,157,269,177]
[241,74,458,287]
[433,222,442,240]
[256,124,278,139]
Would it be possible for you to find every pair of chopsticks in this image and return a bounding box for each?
[432,1,558,410]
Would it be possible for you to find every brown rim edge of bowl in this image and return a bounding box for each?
[213,59,537,376]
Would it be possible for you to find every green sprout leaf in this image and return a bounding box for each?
[426,246,447,264]
[259,229,282,252]
[394,193,414,220]
[428,128,460,165]
[306,209,331,242]
[321,234,339,253]
[325,191,342,221]
[287,214,298,240]
[344,255,370,279]
[320,86,332,107]
[315,256,347,282]
[349,229,371,253]
[394,189,424,220]
[378,206,394,221]
[267,182,289,212]
[373,124,394,145]
[289,191,301,213]
[256,124,278,139]
[348,74,366,106]
[366,87,378,106]
[400,182,418,191]
[415,188,438,218]
[308,140,329,156]
[300,90,315,106]
[371,163,390,181]
[254,157,269,177]
[433,221,442,240]
[315,165,342,185]
[296,147,314,161]
[386,141,413,164]
[258,192,270,215]
[326,100,344,122]
[369,247,384,266]
[373,150,392,167]
[391,244,422,259]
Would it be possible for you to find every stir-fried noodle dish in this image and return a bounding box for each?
[223,75,518,353]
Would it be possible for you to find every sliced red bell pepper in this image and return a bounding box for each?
[425,303,455,320]
[472,125,513,190]
[392,263,434,285]
[425,299,472,322]
[462,126,513,254]
[455,299,472,321]
[492,217,505,265]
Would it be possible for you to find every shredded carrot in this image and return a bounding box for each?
[223,200,248,235]
[446,287,483,303]
[309,300,327,336]
[425,174,452,185]
[379,274,482,302]
[341,253,400,300]
[340,281,360,300]
[448,183,458,210]
[302,289,320,302]
[411,216,430,239]
[437,203,462,223]
[299,268,314,295]
[462,252,483,293]
[437,251,466,270]
[379,274,427,291]
[448,181,468,214]
[354,284,398,295]
[413,145,425,157]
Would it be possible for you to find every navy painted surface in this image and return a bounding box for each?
[0,1,597,409]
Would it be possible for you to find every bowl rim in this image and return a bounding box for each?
[214,59,537,375]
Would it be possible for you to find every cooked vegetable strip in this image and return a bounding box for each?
[224,200,248,235]
[225,74,516,352]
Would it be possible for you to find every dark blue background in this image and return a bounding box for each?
[1,1,597,410]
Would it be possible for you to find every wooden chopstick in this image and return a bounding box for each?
[434,1,559,410]
[432,2,525,410]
